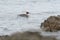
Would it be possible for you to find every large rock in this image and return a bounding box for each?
[0,31,56,40]
[41,15,60,32]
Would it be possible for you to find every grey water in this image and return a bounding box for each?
[0,0,60,40]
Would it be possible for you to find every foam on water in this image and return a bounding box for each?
[0,0,60,39]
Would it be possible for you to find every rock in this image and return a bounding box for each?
[0,31,56,40]
[40,15,60,32]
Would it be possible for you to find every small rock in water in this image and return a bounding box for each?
[40,15,60,32]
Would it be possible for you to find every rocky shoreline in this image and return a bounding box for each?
[1,15,60,40]
[0,31,56,40]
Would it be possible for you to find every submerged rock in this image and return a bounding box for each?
[41,15,60,32]
[0,31,56,40]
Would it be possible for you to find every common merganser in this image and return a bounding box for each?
[19,12,29,17]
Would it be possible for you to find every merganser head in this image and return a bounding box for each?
[26,12,29,14]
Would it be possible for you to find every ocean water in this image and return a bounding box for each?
[0,0,60,40]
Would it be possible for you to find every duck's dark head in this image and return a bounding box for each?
[26,12,29,14]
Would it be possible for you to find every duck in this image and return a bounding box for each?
[19,12,29,17]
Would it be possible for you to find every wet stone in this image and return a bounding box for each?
[40,15,60,32]
[0,31,56,40]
